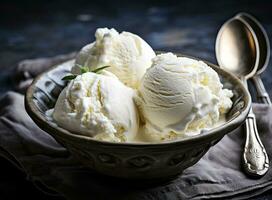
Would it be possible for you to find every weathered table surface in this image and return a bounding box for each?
[1,0,272,199]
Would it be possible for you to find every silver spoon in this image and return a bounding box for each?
[236,13,271,105]
[216,17,269,177]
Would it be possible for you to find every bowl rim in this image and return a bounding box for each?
[25,51,251,147]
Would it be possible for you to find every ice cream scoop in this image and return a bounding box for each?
[53,71,139,142]
[136,53,233,141]
[71,28,156,89]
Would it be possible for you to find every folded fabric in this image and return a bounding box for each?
[15,52,76,93]
[0,54,270,200]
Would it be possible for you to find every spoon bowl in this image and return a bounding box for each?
[216,18,259,79]
[236,12,271,105]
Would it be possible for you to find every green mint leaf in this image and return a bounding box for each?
[80,66,90,74]
[62,74,77,81]
[91,66,111,74]
[63,65,110,82]
[75,64,90,74]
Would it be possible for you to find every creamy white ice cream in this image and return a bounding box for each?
[71,28,156,89]
[136,53,233,141]
[53,71,138,142]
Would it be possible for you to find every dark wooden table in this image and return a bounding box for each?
[1,0,272,199]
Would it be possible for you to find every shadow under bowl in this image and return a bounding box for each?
[25,52,251,180]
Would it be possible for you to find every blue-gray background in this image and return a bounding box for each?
[1,0,272,199]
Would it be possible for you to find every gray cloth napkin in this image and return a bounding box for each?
[15,52,76,93]
[0,54,272,200]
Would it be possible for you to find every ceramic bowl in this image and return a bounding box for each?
[25,53,250,180]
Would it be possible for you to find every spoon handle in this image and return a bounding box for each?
[243,107,269,176]
[252,75,272,105]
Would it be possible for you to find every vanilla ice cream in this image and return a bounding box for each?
[71,28,156,89]
[53,72,138,142]
[136,53,233,141]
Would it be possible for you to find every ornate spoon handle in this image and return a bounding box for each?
[252,75,272,105]
[243,109,269,176]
